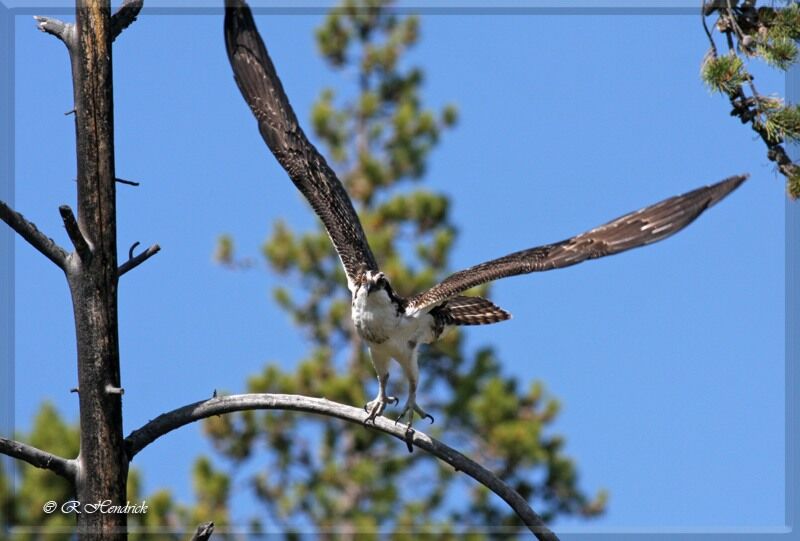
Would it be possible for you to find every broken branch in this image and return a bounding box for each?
[0,200,68,270]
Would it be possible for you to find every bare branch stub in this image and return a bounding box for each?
[0,437,76,480]
[0,200,68,270]
[115,177,140,186]
[110,0,144,41]
[59,205,92,262]
[33,15,76,50]
[125,393,560,540]
[118,243,160,277]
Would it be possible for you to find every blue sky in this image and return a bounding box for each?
[7,2,787,534]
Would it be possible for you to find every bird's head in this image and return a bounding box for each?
[365,270,389,295]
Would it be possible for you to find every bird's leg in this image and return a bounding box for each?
[395,354,434,428]
[364,373,398,423]
[395,381,434,428]
[364,353,397,424]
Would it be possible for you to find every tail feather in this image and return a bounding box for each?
[433,296,511,327]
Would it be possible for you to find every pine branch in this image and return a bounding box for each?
[125,393,560,540]
[701,1,800,197]
[0,437,76,480]
[0,200,68,270]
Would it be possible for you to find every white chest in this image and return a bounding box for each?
[351,286,440,352]
[352,287,400,344]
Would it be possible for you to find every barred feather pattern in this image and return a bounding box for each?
[431,296,511,329]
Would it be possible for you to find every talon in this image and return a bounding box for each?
[413,404,434,425]
[364,394,396,425]
[394,399,434,429]
[395,405,412,426]
[404,427,414,453]
[365,407,380,423]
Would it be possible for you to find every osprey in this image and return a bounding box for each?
[224,1,748,427]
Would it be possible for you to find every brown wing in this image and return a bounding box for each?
[406,174,748,314]
[224,0,378,291]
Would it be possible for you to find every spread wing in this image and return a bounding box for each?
[406,174,748,315]
[224,0,378,291]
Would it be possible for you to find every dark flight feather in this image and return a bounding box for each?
[224,0,378,290]
[406,174,748,314]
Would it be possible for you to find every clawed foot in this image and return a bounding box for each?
[363,394,399,424]
[394,400,434,428]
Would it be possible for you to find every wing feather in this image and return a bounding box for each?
[406,174,748,314]
[431,296,511,326]
[224,0,378,291]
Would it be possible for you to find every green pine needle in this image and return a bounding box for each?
[770,2,800,40]
[757,37,799,70]
[702,54,747,95]
[764,104,800,143]
[757,95,785,113]
[788,168,800,199]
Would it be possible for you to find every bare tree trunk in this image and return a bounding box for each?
[67,1,127,537]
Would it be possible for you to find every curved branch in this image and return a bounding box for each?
[0,437,76,481]
[126,393,559,540]
[0,200,67,270]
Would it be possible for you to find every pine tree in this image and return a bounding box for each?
[212,1,605,534]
